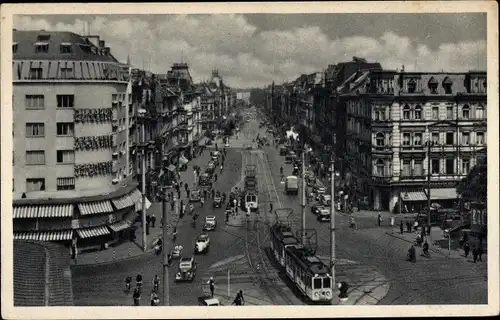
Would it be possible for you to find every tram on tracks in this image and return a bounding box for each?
[243,165,259,212]
[269,209,333,303]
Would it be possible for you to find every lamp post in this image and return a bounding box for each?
[161,187,170,306]
[425,138,435,241]
[138,108,148,252]
[301,144,312,244]
[329,155,340,302]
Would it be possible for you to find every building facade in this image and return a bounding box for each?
[12,30,145,253]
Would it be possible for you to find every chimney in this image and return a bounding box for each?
[103,47,110,55]
[99,40,105,48]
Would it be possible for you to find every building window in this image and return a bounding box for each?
[29,67,43,79]
[60,68,73,78]
[431,159,440,174]
[446,132,454,145]
[407,79,416,93]
[26,178,45,192]
[462,132,470,145]
[462,105,470,119]
[446,106,453,120]
[57,123,74,136]
[56,150,75,164]
[443,77,453,94]
[462,159,470,175]
[476,132,485,145]
[414,159,423,176]
[403,105,410,120]
[402,159,411,176]
[376,132,385,146]
[428,77,438,94]
[445,158,454,174]
[26,123,45,137]
[414,133,422,146]
[25,95,44,109]
[26,151,45,165]
[34,43,49,53]
[57,95,74,108]
[414,105,422,120]
[432,106,439,120]
[432,132,439,144]
[57,177,75,190]
[375,160,385,176]
[476,105,485,119]
[60,44,72,54]
[13,43,18,53]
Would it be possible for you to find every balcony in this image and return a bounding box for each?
[400,144,425,153]
[400,168,426,180]
[372,145,393,154]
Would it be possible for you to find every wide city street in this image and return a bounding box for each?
[71,110,487,306]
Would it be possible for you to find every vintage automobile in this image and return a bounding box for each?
[190,189,201,202]
[315,186,326,201]
[210,151,220,164]
[203,216,217,231]
[171,245,183,259]
[199,173,212,187]
[317,208,331,222]
[285,151,297,163]
[205,139,213,146]
[175,257,197,282]
[198,297,221,306]
[320,194,332,206]
[206,162,216,174]
[311,204,325,215]
[213,195,222,208]
[194,234,211,254]
[279,146,288,156]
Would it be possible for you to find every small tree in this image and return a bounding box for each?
[456,155,487,202]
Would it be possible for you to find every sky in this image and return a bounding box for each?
[14,13,487,89]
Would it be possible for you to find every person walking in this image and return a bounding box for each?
[377,213,382,227]
[463,241,470,258]
[207,277,215,297]
[472,245,478,263]
[184,182,189,193]
[478,244,483,262]
[187,189,191,199]
[200,197,205,208]
[151,214,156,228]
[232,290,245,305]
[400,221,404,234]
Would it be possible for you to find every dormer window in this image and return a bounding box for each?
[443,77,453,94]
[428,77,438,94]
[79,44,91,53]
[13,42,18,54]
[60,43,72,54]
[407,79,416,93]
[34,42,49,53]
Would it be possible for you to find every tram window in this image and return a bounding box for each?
[313,278,322,289]
[323,278,331,288]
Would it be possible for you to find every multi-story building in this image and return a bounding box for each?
[12,29,144,253]
[339,69,487,211]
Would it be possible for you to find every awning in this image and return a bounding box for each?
[77,200,114,216]
[112,195,135,210]
[400,191,427,202]
[13,206,39,219]
[430,188,458,200]
[108,220,132,232]
[38,204,74,218]
[76,226,111,239]
[38,230,73,241]
[14,232,39,241]
[128,189,142,203]
[135,196,152,212]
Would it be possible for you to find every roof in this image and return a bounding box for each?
[14,240,73,306]
[286,246,329,275]
[13,30,118,62]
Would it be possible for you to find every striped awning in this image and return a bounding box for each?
[400,191,427,202]
[128,189,142,203]
[430,188,458,200]
[14,232,39,240]
[38,230,73,241]
[108,220,131,232]
[112,194,135,210]
[78,200,114,215]
[13,206,39,219]
[135,196,152,212]
[38,204,74,218]
[76,226,111,239]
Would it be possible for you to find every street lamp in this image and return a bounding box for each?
[329,155,340,304]
[425,138,435,240]
[301,144,313,244]
[137,108,148,252]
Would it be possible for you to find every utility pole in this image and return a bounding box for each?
[329,156,336,301]
[301,150,307,244]
[141,115,148,252]
[427,137,432,238]
[162,189,170,306]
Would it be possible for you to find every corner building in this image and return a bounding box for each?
[12,30,148,253]
[339,69,487,212]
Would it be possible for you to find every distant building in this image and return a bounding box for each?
[12,29,141,252]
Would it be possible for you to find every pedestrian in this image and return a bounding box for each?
[151,214,156,228]
[478,244,483,262]
[207,277,215,297]
[232,290,245,305]
[214,173,218,182]
[233,198,237,209]
[170,200,174,211]
[187,189,191,199]
[269,202,273,213]
[406,221,411,233]
[472,245,478,263]
[201,197,204,207]
[184,183,189,193]
[400,221,404,234]
[220,165,224,173]
[390,216,395,228]
[377,213,382,227]
[463,241,470,257]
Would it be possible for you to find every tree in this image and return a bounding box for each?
[456,155,487,202]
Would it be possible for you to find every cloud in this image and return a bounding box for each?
[14,15,486,88]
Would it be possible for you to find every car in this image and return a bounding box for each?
[320,194,332,206]
[311,204,325,215]
[213,195,222,208]
[194,234,210,254]
[175,257,197,282]
[317,208,331,222]
[315,187,326,201]
[190,189,201,202]
[203,216,217,231]
[210,151,220,164]
[199,173,212,187]
[198,296,222,306]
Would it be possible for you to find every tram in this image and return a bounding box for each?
[243,165,259,212]
[270,224,301,267]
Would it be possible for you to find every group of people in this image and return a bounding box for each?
[126,274,161,306]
